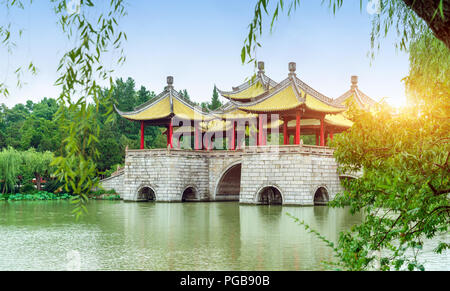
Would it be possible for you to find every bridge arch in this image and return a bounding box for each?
[214,161,242,201]
[136,185,156,202]
[181,185,199,202]
[312,185,329,205]
[255,185,283,205]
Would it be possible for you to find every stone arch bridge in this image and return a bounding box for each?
[101,145,348,206]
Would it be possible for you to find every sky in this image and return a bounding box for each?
[0,0,410,108]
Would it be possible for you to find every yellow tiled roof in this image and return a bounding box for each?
[287,119,321,127]
[238,85,302,112]
[222,82,267,100]
[173,98,210,121]
[120,93,211,121]
[305,95,346,114]
[217,108,258,119]
[325,113,353,128]
[121,97,171,120]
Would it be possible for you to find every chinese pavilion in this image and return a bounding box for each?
[115,62,375,150]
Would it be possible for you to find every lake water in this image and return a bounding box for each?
[0,201,447,270]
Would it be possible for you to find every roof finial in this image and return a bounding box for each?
[167,76,174,86]
[351,75,358,89]
[166,76,174,90]
[257,61,265,74]
[288,62,296,77]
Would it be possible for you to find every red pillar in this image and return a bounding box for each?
[283,118,288,145]
[168,120,173,148]
[320,116,325,147]
[258,115,263,146]
[295,111,301,145]
[140,121,145,149]
[330,131,334,141]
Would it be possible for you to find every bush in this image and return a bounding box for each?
[1,191,72,201]
[20,183,37,194]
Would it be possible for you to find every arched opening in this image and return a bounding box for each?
[137,186,155,202]
[313,187,329,205]
[258,186,282,205]
[182,187,197,202]
[215,163,241,201]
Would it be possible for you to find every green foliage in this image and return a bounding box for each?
[103,164,123,178]
[1,191,72,201]
[197,86,224,113]
[208,86,223,111]
[244,0,450,270]
[242,0,447,66]
[0,147,56,194]
[329,100,449,270]
[0,147,21,194]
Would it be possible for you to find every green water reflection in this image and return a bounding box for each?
[0,201,447,270]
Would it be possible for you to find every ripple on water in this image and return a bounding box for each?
[0,200,447,270]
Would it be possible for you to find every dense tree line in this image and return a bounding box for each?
[0,77,225,174]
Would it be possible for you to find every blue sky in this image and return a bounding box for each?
[0,0,409,108]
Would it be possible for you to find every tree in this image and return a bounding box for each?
[0,0,128,218]
[0,147,21,194]
[402,0,450,49]
[244,0,450,270]
[208,86,223,111]
[136,86,156,106]
[22,149,54,192]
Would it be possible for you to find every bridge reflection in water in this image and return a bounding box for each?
[1,201,447,270]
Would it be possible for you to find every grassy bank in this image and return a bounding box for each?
[0,190,121,201]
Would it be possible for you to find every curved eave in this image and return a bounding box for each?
[115,89,213,122]
[217,74,277,101]
[325,114,353,128]
[304,95,347,114]
[209,102,258,120]
[292,77,346,114]
[172,95,214,121]
[334,88,378,111]
[218,82,267,101]
[234,79,305,113]
[114,94,172,121]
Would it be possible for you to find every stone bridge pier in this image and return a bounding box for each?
[100,145,346,206]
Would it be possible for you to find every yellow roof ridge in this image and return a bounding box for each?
[116,88,213,121]
[217,73,278,100]
[236,79,305,113]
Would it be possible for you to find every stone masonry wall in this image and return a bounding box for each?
[122,149,210,202]
[110,145,343,205]
[239,146,343,205]
[99,172,124,198]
